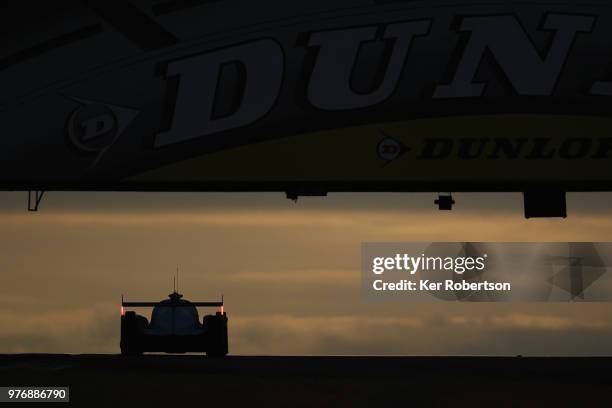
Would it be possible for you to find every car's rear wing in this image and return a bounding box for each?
[122,293,224,308]
[122,301,223,307]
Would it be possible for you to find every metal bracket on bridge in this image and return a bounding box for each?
[435,193,455,211]
[523,190,567,218]
[27,190,45,212]
[285,189,328,202]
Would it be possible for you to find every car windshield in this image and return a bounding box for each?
[149,302,200,335]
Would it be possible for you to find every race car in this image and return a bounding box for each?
[120,290,228,356]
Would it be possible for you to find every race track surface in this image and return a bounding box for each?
[0,355,611,407]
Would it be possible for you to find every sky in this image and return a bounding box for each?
[2,191,612,355]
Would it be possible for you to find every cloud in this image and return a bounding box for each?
[229,314,425,355]
[1,305,612,356]
[447,314,609,331]
[228,311,612,356]
[4,210,612,244]
[228,269,358,285]
[0,304,117,354]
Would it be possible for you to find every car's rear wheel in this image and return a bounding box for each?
[121,311,144,356]
[203,313,228,357]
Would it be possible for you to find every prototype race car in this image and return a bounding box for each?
[120,290,228,356]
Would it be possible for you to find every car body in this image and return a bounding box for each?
[120,291,228,356]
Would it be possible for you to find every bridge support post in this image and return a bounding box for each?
[27,190,45,212]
